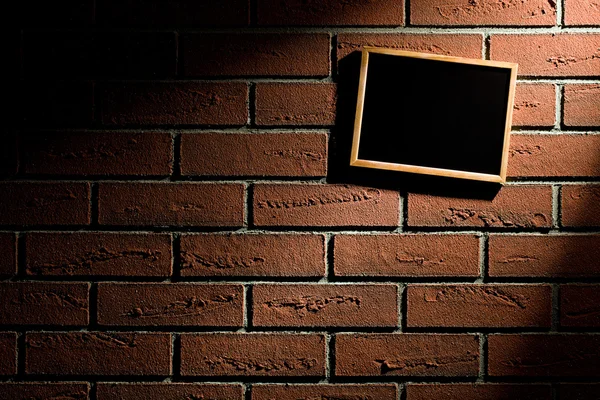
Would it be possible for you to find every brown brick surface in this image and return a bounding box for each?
[252,284,398,328]
[512,84,556,127]
[253,184,400,227]
[560,285,600,328]
[564,85,600,126]
[407,186,553,228]
[180,234,325,278]
[0,332,16,375]
[406,384,552,400]
[98,183,245,227]
[97,383,243,400]
[180,333,326,377]
[562,185,600,227]
[489,235,600,277]
[0,383,90,400]
[255,83,337,126]
[564,0,600,25]
[252,384,398,400]
[335,334,480,377]
[97,283,244,327]
[333,234,480,277]
[180,133,327,177]
[0,233,16,277]
[25,332,172,376]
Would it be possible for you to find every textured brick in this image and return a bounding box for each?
[23,32,176,78]
[22,131,173,176]
[99,82,248,126]
[253,184,400,227]
[564,0,600,25]
[512,84,556,127]
[252,384,398,400]
[97,0,249,26]
[25,232,172,278]
[0,233,16,277]
[490,34,600,76]
[564,84,600,126]
[255,83,337,126]
[337,34,483,60]
[560,285,600,328]
[489,235,600,277]
[180,132,327,177]
[252,284,398,328]
[558,384,600,400]
[334,234,479,277]
[0,282,89,326]
[97,283,244,327]
[488,334,600,376]
[25,332,171,376]
[19,0,93,25]
[410,0,556,26]
[180,234,325,278]
[562,185,600,227]
[0,383,90,400]
[336,334,479,377]
[180,333,326,377]
[257,0,403,25]
[406,384,552,400]
[98,183,244,227]
[0,332,16,375]
[22,81,94,127]
[97,383,243,400]
[182,34,330,77]
[0,182,90,226]
[508,135,600,177]
[407,284,552,328]
[407,186,552,228]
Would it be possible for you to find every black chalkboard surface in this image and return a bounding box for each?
[350,47,518,183]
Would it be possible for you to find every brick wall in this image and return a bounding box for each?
[2,1,600,399]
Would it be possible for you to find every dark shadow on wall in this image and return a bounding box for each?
[328,50,502,201]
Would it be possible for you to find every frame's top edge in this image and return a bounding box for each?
[362,46,518,70]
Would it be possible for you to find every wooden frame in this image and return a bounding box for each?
[350,46,518,184]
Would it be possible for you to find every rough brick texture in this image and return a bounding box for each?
[562,185,600,227]
[560,284,600,327]
[511,84,556,127]
[564,0,600,25]
[563,85,600,126]
[97,383,243,399]
[252,384,398,399]
[0,383,90,399]
[180,132,327,177]
[406,384,552,400]
[0,333,16,375]
[0,233,16,277]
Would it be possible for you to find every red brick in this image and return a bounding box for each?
[0,383,90,400]
[180,234,325,278]
[253,184,400,227]
[255,83,337,126]
[98,183,244,227]
[564,84,600,126]
[99,82,248,126]
[407,185,552,228]
[406,384,552,400]
[488,334,600,376]
[180,132,327,177]
[180,333,326,377]
[489,235,600,278]
[0,332,16,375]
[335,334,480,377]
[25,332,171,376]
[23,32,176,79]
[0,233,16,277]
[22,131,173,176]
[252,284,398,328]
[407,284,552,328]
[508,135,600,178]
[182,34,330,77]
[334,234,479,277]
[558,384,600,400]
[337,34,483,60]
[560,284,600,328]
[562,185,600,227]
[97,383,243,400]
[0,282,89,326]
[19,0,93,25]
[490,34,600,77]
[512,84,555,127]
[252,384,398,400]
[257,0,403,25]
[410,0,556,26]
[0,182,90,226]
[97,0,249,26]
[564,0,600,25]
[25,232,172,278]
[97,283,244,327]
[22,81,94,127]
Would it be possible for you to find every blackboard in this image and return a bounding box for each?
[350,47,518,183]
